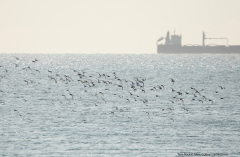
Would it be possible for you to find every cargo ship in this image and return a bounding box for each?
[157,31,240,53]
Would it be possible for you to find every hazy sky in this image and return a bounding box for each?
[0,0,240,54]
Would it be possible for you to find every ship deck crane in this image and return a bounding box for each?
[203,32,228,46]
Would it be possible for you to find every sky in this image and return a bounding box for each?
[0,0,240,54]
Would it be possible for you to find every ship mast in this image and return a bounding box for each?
[203,32,205,46]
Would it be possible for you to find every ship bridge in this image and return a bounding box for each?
[163,30,182,46]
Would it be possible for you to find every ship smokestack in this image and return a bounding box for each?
[165,31,171,45]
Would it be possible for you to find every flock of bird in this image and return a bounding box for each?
[0,56,227,123]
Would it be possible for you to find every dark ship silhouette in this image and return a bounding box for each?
[157,31,240,53]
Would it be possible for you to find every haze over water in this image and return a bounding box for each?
[0,53,239,156]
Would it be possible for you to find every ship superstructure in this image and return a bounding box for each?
[157,31,240,53]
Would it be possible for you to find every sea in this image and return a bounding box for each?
[0,53,239,157]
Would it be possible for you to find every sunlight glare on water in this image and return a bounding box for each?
[0,54,239,156]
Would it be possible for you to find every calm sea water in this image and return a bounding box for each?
[0,54,240,156]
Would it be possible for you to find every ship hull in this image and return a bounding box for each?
[157,45,240,53]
